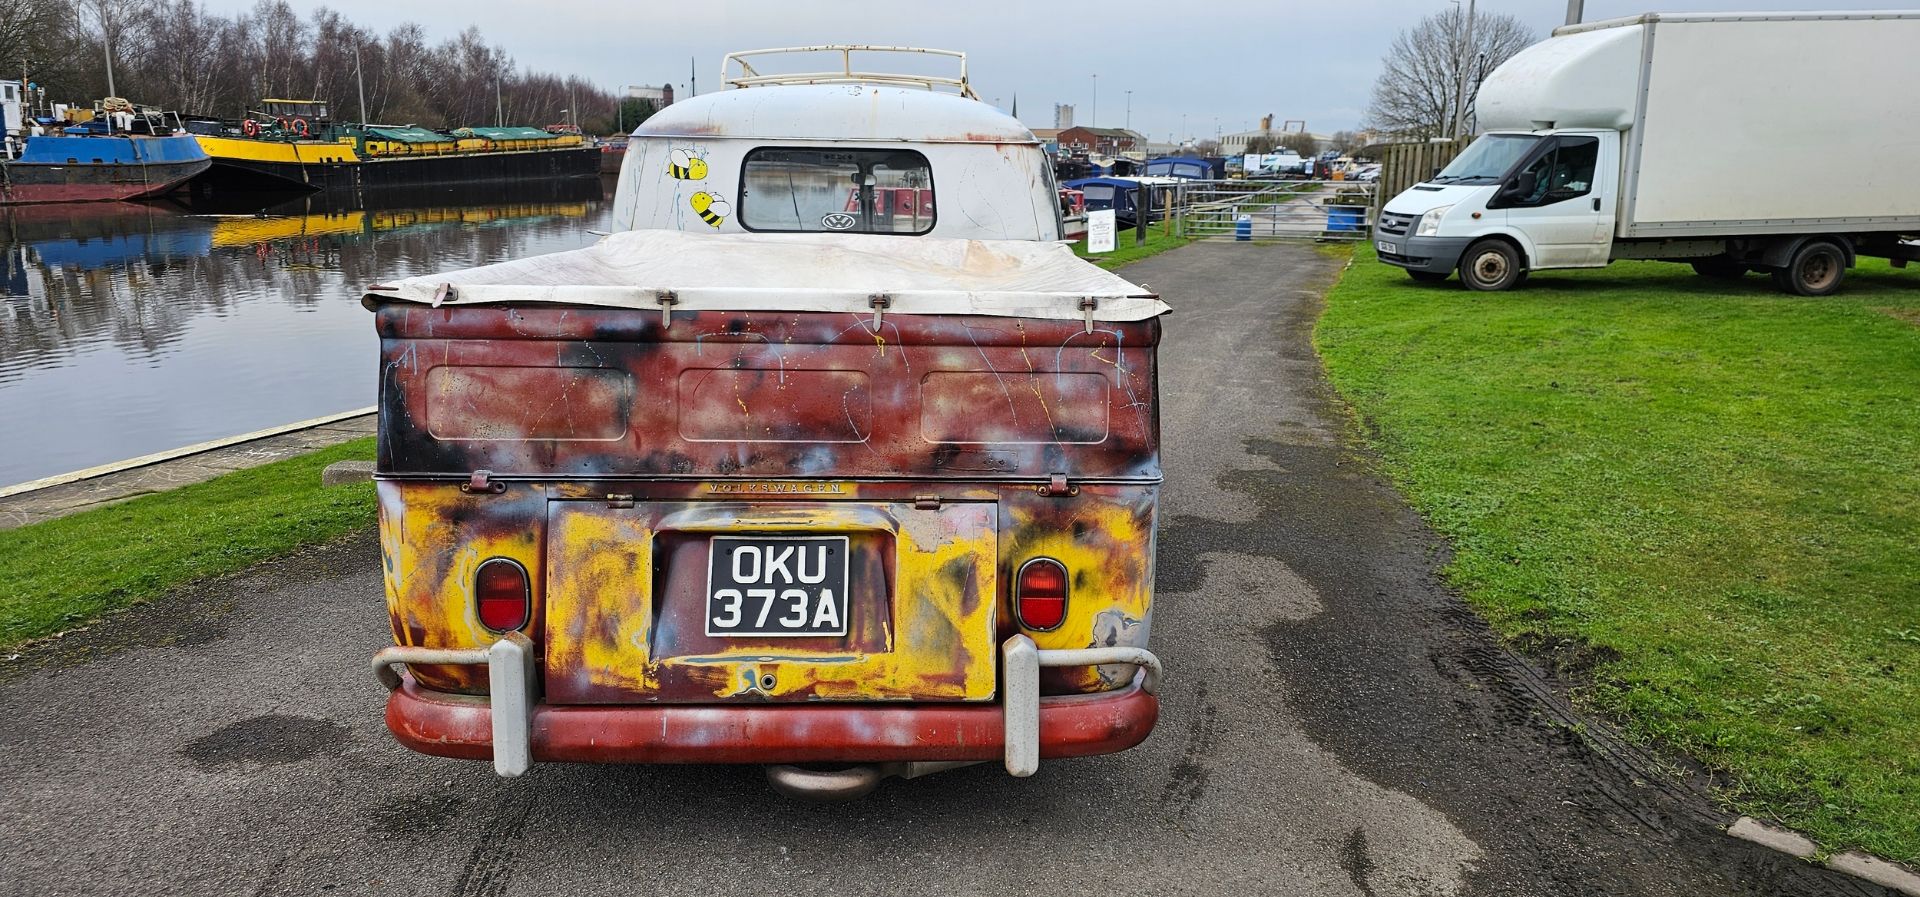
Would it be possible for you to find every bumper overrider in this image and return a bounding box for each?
[371,633,1163,779]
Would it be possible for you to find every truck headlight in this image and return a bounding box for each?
[1415,205,1453,237]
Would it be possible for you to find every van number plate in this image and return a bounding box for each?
[1376,240,1398,255]
[706,536,850,637]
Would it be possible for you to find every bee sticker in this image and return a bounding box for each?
[668,148,709,180]
[690,191,730,228]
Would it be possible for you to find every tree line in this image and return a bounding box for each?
[1,0,643,133]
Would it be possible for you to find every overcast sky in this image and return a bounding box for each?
[207,0,1910,139]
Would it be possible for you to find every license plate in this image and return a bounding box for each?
[706,535,850,637]
[1376,240,1398,254]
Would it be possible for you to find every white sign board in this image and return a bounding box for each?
[1086,209,1117,254]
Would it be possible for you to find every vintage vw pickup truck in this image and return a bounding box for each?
[362,47,1168,798]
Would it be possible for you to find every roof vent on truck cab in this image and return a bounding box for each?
[720,45,979,99]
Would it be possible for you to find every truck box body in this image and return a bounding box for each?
[1476,12,1920,239]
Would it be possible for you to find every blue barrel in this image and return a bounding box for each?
[1325,205,1365,233]
[1235,214,1252,241]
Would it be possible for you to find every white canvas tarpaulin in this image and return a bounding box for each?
[364,230,1169,322]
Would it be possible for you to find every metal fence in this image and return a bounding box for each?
[1160,179,1377,241]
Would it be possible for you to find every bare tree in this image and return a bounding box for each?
[129,0,227,114]
[1278,131,1319,157]
[76,0,148,97]
[0,0,67,84]
[1327,130,1361,154]
[1365,6,1533,140]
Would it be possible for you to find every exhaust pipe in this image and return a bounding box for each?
[764,761,981,800]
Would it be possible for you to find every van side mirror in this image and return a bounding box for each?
[1509,171,1539,198]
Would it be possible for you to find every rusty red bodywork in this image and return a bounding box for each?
[387,672,1157,764]
[373,300,1163,764]
[375,305,1159,481]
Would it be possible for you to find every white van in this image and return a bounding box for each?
[1376,12,1920,295]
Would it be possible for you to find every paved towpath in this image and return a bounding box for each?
[0,243,1893,896]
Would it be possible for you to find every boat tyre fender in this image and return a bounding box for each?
[242,119,259,137]
[292,117,309,137]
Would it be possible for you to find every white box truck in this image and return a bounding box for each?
[1375,11,1920,294]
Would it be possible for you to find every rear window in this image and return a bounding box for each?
[740,148,935,235]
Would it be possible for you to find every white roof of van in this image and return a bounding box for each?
[366,230,1167,322]
[634,84,1038,145]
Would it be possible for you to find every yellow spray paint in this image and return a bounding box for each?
[544,500,999,702]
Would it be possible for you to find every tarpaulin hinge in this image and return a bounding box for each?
[655,289,679,328]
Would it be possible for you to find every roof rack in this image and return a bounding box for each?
[720,45,977,99]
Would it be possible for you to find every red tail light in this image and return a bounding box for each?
[1015,558,1069,630]
[475,558,530,632]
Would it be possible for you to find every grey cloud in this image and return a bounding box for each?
[202,0,1916,138]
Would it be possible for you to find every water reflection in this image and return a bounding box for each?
[0,178,614,487]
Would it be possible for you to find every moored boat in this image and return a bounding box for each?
[188,99,601,194]
[0,133,210,205]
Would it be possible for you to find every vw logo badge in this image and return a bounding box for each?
[820,213,858,231]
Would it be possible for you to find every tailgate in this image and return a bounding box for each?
[543,499,998,703]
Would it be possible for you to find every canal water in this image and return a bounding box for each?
[0,179,614,488]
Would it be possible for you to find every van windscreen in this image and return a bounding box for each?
[1432,134,1542,185]
[740,148,935,235]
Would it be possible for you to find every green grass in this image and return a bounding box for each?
[0,438,377,647]
[1316,250,1920,862]
[1073,223,1194,269]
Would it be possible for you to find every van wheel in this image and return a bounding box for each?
[1690,258,1748,279]
[1771,240,1847,296]
[1460,240,1523,291]
[1407,270,1449,283]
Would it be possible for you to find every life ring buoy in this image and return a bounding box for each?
[292,118,309,137]
[242,119,259,137]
